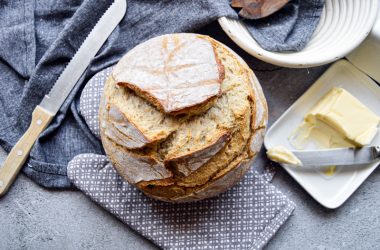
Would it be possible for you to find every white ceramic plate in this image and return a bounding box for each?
[218,0,379,68]
[264,60,380,209]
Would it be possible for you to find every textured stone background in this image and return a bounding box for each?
[1,22,379,250]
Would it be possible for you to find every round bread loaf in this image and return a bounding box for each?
[99,33,268,202]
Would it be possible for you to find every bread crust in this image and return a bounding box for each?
[104,76,177,149]
[103,135,172,184]
[100,95,173,183]
[105,104,151,149]
[113,34,225,116]
[99,34,268,202]
[136,45,268,202]
[166,131,231,176]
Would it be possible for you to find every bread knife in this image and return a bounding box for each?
[291,146,380,167]
[0,0,127,197]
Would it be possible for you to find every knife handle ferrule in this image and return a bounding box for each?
[0,106,53,197]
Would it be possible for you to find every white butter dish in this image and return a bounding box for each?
[264,60,380,209]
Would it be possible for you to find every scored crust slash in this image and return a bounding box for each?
[99,33,268,202]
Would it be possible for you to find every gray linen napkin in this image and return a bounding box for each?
[66,67,295,250]
[244,0,324,52]
[0,0,322,189]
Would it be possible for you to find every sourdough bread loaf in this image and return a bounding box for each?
[99,33,268,202]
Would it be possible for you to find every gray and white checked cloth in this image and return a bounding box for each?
[67,67,295,250]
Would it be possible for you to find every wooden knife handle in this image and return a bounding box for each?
[0,106,53,197]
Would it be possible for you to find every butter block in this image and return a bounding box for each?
[266,145,302,166]
[305,87,380,146]
[290,119,355,150]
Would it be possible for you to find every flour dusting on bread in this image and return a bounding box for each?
[113,34,225,116]
[99,33,268,202]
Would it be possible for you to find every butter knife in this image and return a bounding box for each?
[0,0,127,197]
[292,146,380,167]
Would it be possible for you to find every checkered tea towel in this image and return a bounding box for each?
[67,67,295,250]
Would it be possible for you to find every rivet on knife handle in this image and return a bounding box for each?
[0,106,53,197]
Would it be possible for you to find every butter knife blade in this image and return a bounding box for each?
[40,0,127,115]
[292,146,380,167]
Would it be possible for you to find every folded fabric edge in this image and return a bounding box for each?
[66,155,161,248]
[24,160,73,189]
[251,198,295,249]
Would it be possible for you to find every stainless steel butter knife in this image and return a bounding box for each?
[0,0,127,197]
[292,146,380,167]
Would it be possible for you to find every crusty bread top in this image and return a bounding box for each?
[102,35,256,180]
[100,33,268,202]
[112,33,225,116]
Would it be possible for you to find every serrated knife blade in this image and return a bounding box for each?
[40,0,127,115]
[0,0,127,197]
[291,146,380,167]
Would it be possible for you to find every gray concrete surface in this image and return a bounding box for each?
[1,23,380,250]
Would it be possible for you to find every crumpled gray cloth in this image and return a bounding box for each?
[0,0,322,189]
[66,67,295,250]
[245,0,325,51]
[0,0,236,189]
